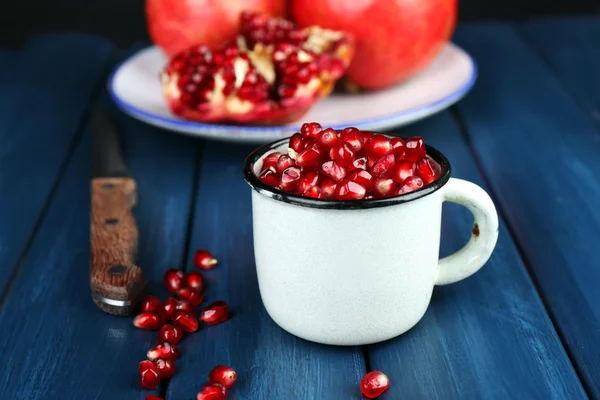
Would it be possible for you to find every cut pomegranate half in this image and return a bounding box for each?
[161,12,353,125]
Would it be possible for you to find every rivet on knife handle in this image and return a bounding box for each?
[91,177,145,316]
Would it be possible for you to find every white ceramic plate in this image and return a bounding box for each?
[109,43,477,143]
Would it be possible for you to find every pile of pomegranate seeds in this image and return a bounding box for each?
[133,249,234,398]
[258,123,441,200]
[161,12,353,125]
[360,371,390,398]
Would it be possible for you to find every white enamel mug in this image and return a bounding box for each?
[244,137,499,346]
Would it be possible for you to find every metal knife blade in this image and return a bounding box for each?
[90,107,146,316]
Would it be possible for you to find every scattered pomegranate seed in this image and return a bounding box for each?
[145,395,163,400]
[158,324,183,345]
[133,312,164,331]
[320,178,337,198]
[197,385,226,400]
[276,154,296,173]
[289,133,304,153]
[340,127,363,152]
[329,143,355,167]
[154,357,176,379]
[139,360,160,389]
[393,160,415,184]
[174,310,200,333]
[185,271,205,291]
[258,167,279,186]
[141,295,161,313]
[261,152,281,171]
[163,297,178,320]
[398,176,425,194]
[364,134,392,158]
[371,154,396,178]
[405,137,426,161]
[297,168,320,194]
[390,137,406,157]
[208,365,237,389]
[194,249,218,270]
[304,185,323,199]
[360,371,390,399]
[178,287,205,306]
[347,170,374,192]
[416,157,439,184]
[175,300,195,314]
[147,341,179,361]
[319,128,339,148]
[200,301,230,326]
[321,160,346,182]
[296,145,324,167]
[352,153,368,170]
[373,178,397,198]
[300,122,322,139]
[164,269,185,294]
[335,180,366,200]
[204,382,227,395]
[280,166,302,192]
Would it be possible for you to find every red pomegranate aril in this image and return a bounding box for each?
[163,297,178,320]
[173,310,199,333]
[359,130,374,143]
[147,341,179,361]
[352,154,368,170]
[194,249,218,270]
[321,160,346,182]
[297,168,320,193]
[200,301,230,326]
[197,386,226,400]
[178,287,205,306]
[276,155,295,173]
[320,178,337,197]
[280,166,302,192]
[364,134,392,158]
[340,127,363,152]
[185,271,205,291]
[371,154,396,178]
[334,180,366,200]
[176,299,195,314]
[141,295,161,313]
[289,133,304,154]
[393,160,415,184]
[146,395,163,400]
[139,360,160,390]
[204,383,227,395]
[208,365,237,389]
[416,157,439,184]
[347,169,374,192]
[158,324,183,345]
[258,167,279,187]
[329,143,355,167]
[261,152,281,171]
[405,137,426,161]
[398,176,425,194]
[304,185,323,198]
[164,268,185,294]
[319,128,339,148]
[155,358,176,379]
[373,178,398,198]
[360,371,390,399]
[133,312,164,331]
[296,145,323,167]
[390,137,406,158]
[300,122,323,139]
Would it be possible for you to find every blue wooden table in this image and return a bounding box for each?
[1,16,599,400]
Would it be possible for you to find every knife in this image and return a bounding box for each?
[91,107,146,316]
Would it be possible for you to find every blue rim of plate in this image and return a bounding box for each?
[108,44,478,138]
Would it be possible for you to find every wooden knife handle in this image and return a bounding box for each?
[91,177,146,316]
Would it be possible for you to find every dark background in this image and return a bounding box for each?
[1,0,599,48]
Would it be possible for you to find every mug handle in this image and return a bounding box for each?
[436,178,499,285]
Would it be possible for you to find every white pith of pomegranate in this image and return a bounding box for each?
[257,123,441,200]
[161,12,353,125]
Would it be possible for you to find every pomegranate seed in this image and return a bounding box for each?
[158,324,183,345]
[416,157,439,184]
[261,152,281,171]
[371,154,396,178]
[320,178,337,197]
[185,271,205,291]
[276,154,295,173]
[176,300,195,314]
[258,167,279,187]
[139,360,160,389]
[163,297,178,320]
[133,312,164,331]
[367,156,377,170]
[392,160,415,184]
[209,365,237,389]
[164,269,185,293]
[194,249,218,270]
[360,371,390,399]
[340,127,363,152]
[197,385,226,400]
[373,178,398,198]
[178,287,205,306]
[352,153,368,170]
[347,170,374,192]
[405,137,426,161]
[319,128,339,148]
[173,310,199,333]
[155,357,176,379]
[200,301,230,326]
[398,176,425,194]
[141,295,161,313]
[297,168,320,193]
[329,143,355,167]
[390,137,406,158]
[300,122,322,139]
[334,180,366,200]
[359,130,374,143]
[204,382,227,395]
[147,341,179,361]
[146,395,163,400]
[321,160,346,182]
[364,134,392,158]
[289,133,304,153]
[280,166,302,192]
[296,145,324,167]
[304,185,323,198]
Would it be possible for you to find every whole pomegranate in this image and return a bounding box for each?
[146,0,286,57]
[292,0,456,90]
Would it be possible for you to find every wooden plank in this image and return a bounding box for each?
[0,34,112,297]
[167,142,366,400]
[365,112,586,399]
[454,23,600,397]
[519,17,600,131]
